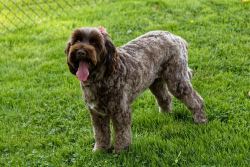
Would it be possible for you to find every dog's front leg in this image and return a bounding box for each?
[111,107,132,153]
[90,113,111,152]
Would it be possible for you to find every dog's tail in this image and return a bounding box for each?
[178,37,193,80]
[188,67,193,80]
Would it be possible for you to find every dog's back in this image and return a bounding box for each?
[119,31,188,64]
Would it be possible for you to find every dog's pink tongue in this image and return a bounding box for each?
[76,61,89,81]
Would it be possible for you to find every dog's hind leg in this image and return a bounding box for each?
[162,59,207,123]
[150,78,172,113]
[162,39,207,123]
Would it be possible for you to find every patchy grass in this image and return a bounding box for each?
[0,0,249,166]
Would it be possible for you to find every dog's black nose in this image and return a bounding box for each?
[76,50,86,58]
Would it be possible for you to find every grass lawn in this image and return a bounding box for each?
[0,0,249,166]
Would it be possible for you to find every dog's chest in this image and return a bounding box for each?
[83,84,115,115]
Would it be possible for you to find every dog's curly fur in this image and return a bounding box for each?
[65,27,207,153]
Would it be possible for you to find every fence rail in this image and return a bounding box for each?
[0,0,92,34]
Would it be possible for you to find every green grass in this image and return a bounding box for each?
[0,0,250,166]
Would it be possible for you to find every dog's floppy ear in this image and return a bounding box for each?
[104,36,118,75]
[65,41,77,75]
[98,27,118,74]
[65,41,71,55]
[67,62,77,75]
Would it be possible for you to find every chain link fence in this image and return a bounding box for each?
[0,0,97,34]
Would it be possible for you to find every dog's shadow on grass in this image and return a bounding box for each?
[166,110,192,123]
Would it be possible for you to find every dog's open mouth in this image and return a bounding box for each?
[76,61,89,81]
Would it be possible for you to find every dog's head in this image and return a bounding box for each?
[65,27,118,82]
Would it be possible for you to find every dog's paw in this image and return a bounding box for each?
[93,144,112,153]
[114,145,130,154]
[158,102,172,113]
[193,114,208,124]
[159,106,172,113]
